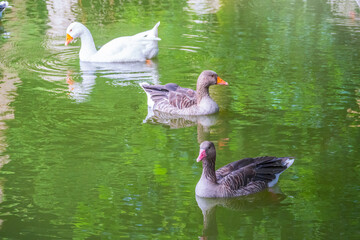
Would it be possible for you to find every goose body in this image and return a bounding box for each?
[196,141,294,198]
[140,70,228,116]
[65,22,160,62]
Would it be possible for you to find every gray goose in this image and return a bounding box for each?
[139,70,228,116]
[196,141,294,198]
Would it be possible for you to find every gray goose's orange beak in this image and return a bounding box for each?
[217,76,228,85]
[65,34,73,46]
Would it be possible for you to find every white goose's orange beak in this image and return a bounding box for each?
[65,34,73,46]
[217,76,228,85]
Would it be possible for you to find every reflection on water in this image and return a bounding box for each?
[143,109,218,128]
[329,0,359,17]
[17,0,78,84]
[0,21,9,38]
[100,61,159,86]
[347,89,360,127]
[66,69,95,103]
[0,62,19,231]
[143,109,219,142]
[45,0,78,51]
[185,0,222,15]
[196,188,286,240]
[328,0,360,27]
[67,61,159,102]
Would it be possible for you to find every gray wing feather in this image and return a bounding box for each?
[142,83,196,109]
[217,156,289,194]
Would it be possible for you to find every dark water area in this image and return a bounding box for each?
[0,0,359,239]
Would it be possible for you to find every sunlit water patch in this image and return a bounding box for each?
[185,0,222,15]
[17,40,161,102]
[24,49,75,78]
[67,61,160,102]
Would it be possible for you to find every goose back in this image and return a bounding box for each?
[141,83,197,110]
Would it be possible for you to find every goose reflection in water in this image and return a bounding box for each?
[0,18,10,39]
[347,89,360,127]
[185,0,222,15]
[143,109,220,143]
[196,188,286,240]
[66,60,159,102]
[0,21,4,35]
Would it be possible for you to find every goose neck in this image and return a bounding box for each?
[79,27,97,60]
[202,157,217,183]
[196,84,210,105]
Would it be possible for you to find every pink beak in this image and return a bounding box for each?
[197,149,207,162]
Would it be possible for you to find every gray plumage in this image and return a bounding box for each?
[196,141,295,198]
[140,70,228,115]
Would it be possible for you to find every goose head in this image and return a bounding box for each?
[197,70,228,90]
[65,22,86,46]
[197,141,216,163]
[197,141,217,183]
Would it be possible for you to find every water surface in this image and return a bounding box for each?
[0,0,359,239]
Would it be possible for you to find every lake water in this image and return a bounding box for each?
[0,0,359,239]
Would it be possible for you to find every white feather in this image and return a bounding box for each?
[268,158,295,187]
[139,82,154,108]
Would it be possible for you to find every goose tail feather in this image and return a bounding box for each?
[252,157,295,187]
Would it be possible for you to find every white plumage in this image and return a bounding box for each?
[65,22,160,62]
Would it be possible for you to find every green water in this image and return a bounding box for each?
[0,0,359,239]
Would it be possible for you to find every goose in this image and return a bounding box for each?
[195,141,294,198]
[140,70,228,116]
[65,22,160,62]
[0,1,10,19]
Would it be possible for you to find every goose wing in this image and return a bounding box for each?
[141,83,197,109]
[218,156,288,190]
[216,157,260,181]
[168,85,197,109]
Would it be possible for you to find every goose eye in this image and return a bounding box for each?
[144,34,148,37]
[70,29,72,32]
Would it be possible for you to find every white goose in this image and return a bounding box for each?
[65,22,160,62]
